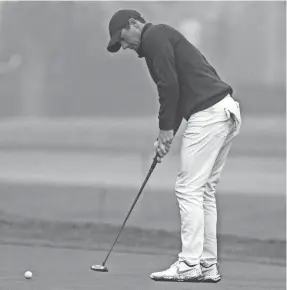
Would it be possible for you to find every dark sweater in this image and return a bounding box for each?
[137,23,233,133]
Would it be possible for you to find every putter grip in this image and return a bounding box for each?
[151,152,160,170]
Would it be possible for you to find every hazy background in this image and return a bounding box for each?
[0,1,285,118]
[0,1,285,270]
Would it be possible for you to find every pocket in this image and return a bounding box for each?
[233,102,241,131]
[224,101,241,136]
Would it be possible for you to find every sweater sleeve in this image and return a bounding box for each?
[173,112,183,136]
[143,31,180,131]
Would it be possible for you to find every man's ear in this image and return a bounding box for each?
[128,18,137,27]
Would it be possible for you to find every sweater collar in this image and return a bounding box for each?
[137,23,153,58]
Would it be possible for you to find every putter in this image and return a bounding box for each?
[91,153,160,272]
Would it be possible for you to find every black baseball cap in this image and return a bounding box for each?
[107,9,142,53]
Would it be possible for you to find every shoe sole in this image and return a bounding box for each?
[151,276,222,283]
[150,275,204,282]
[201,276,222,283]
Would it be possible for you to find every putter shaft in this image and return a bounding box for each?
[101,154,159,266]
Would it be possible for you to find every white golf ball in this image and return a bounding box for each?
[24,271,32,279]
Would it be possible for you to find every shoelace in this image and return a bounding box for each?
[170,261,180,269]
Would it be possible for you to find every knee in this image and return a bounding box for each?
[175,182,205,205]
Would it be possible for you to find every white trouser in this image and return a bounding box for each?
[175,94,241,266]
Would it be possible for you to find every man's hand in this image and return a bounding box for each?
[158,129,174,146]
[154,130,174,162]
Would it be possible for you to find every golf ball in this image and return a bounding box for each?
[24,271,32,279]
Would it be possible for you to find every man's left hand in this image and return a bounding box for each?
[156,129,174,159]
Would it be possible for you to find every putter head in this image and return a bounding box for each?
[91,264,109,272]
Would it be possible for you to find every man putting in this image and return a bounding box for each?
[107,9,241,283]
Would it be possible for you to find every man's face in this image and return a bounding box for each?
[120,20,141,51]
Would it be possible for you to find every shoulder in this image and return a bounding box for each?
[143,24,178,41]
[142,24,181,53]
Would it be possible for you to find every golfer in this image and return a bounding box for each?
[107,9,241,283]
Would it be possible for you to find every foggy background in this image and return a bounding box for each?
[0,1,285,118]
[0,1,285,273]
[0,1,284,155]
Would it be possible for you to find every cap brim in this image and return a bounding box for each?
[107,30,121,53]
